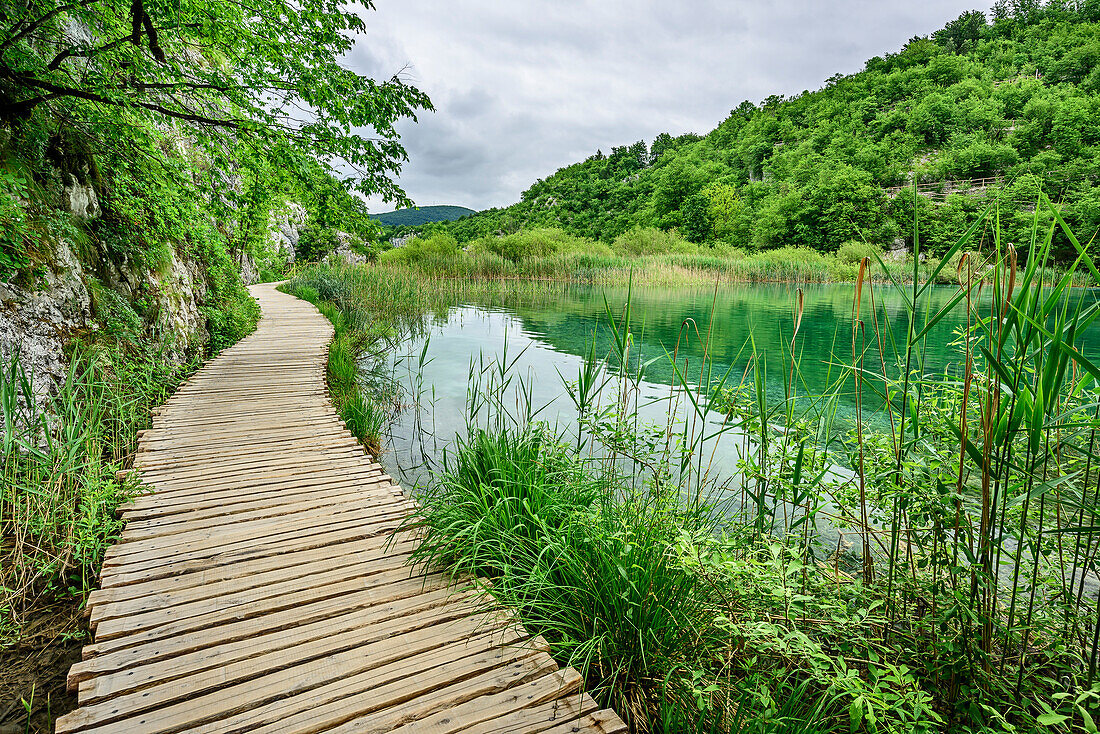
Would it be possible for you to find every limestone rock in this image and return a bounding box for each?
[270,202,307,262]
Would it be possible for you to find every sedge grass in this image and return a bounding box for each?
[288,193,1100,733]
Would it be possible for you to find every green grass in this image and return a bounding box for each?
[0,347,196,644]
[284,195,1100,732]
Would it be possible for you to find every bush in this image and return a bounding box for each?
[466,228,604,262]
[296,224,340,262]
[613,226,697,256]
[378,232,459,264]
[836,240,882,264]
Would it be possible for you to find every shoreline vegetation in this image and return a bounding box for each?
[286,200,1100,733]
[371,225,1093,288]
[0,313,258,724]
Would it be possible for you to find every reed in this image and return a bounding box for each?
[290,194,1100,731]
[1,346,194,642]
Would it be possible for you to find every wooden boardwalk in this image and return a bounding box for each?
[56,283,625,734]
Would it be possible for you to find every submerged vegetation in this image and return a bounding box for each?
[297,194,1100,733]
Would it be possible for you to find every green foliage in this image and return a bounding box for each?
[613,226,697,255]
[466,228,604,262]
[836,240,884,264]
[422,4,1100,261]
[379,232,460,265]
[372,205,476,227]
[0,0,431,203]
[1,345,194,645]
[0,165,34,277]
[296,225,341,263]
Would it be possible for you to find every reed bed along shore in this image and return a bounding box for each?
[371,225,1094,289]
[287,197,1100,734]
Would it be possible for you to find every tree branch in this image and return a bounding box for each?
[47,34,131,71]
[1,0,102,54]
[2,75,247,129]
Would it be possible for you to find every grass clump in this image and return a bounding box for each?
[410,420,725,731]
[391,196,1100,733]
[1,345,196,644]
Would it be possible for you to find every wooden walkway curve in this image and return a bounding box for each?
[56,283,625,734]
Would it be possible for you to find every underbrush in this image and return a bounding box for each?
[375,226,1077,286]
[400,198,1100,733]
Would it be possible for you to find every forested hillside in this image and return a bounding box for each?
[428,1,1100,259]
[371,205,475,226]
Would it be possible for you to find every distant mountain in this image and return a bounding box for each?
[370,205,476,226]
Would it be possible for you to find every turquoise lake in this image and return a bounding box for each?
[379,282,1100,490]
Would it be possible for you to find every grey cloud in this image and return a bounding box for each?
[359,0,994,212]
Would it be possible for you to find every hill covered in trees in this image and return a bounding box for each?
[424,1,1100,259]
[371,205,476,226]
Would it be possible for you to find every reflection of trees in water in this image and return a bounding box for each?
[479,284,980,414]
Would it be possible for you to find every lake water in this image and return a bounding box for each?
[378,282,1100,491]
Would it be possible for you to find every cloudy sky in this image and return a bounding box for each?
[353,1,994,213]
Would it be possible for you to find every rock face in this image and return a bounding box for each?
[325,232,371,266]
[62,177,101,218]
[0,235,212,409]
[270,202,307,263]
[0,239,91,402]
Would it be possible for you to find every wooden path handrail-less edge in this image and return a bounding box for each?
[57,282,626,734]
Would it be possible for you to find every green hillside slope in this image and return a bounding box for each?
[429,3,1100,259]
[372,205,476,226]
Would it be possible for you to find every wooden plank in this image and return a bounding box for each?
[96,507,412,592]
[90,564,444,649]
[538,710,630,734]
[101,501,411,574]
[59,282,625,734]
[117,468,393,516]
[57,612,523,733]
[103,492,403,564]
[79,590,486,703]
[315,653,563,734]
[89,538,419,626]
[97,515,412,589]
[73,581,460,684]
[86,531,420,609]
[458,692,602,734]
[384,668,588,734]
[126,461,383,499]
[116,482,404,543]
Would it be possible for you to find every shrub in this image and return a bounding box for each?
[296,224,340,262]
[378,232,459,264]
[467,228,603,262]
[613,226,697,256]
[836,240,882,264]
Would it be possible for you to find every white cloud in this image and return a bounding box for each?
[355,0,994,211]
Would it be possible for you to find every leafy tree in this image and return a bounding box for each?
[0,0,432,203]
[933,10,988,53]
[650,133,674,162]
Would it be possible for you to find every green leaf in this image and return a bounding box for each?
[1037,713,1069,726]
